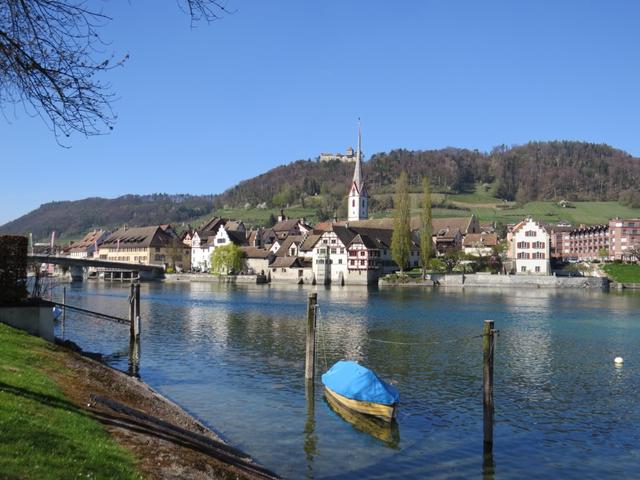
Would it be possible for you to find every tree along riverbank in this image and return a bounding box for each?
[0,322,278,480]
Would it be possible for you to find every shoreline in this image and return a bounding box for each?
[59,342,278,479]
[15,326,278,480]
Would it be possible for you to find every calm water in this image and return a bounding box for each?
[52,282,640,479]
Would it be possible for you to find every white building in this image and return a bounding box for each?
[190,231,215,271]
[511,219,551,275]
[347,123,368,222]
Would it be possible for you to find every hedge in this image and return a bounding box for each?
[0,236,28,305]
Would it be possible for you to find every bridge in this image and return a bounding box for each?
[27,255,165,282]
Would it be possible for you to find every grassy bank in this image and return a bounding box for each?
[0,323,140,479]
[603,263,640,283]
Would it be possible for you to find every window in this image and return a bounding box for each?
[298,270,303,277]
[350,260,355,266]
[331,239,336,244]
[340,248,345,254]
[362,199,365,207]
[331,248,337,254]
[535,266,540,273]
[352,199,355,207]
[360,259,365,265]
[360,251,366,256]
[217,238,225,244]
[521,266,526,272]
[338,259,343,264]
[281,268,287,272]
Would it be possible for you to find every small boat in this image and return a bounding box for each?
[321,360,399,423]
[324,389,400,447]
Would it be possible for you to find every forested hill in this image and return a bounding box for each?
[219,141,640,207]
[2,141,639,241]
[0,194,215,242]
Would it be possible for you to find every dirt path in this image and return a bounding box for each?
[48,345,279,480]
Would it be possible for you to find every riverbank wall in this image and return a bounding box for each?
[163,273,267,284]
[611,282,640,290]
[427,273,609,289]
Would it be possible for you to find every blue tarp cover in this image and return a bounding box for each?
[322,360,399,405]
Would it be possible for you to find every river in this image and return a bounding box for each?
[52,282,640,479]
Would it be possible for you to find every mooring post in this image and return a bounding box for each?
[483,319,495,450]
[134,282,140,321]
[129,283,135,340]
[305,293,318,382]
[61,286,66,339]
[62,287,66,322]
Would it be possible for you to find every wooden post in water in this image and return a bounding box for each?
[134,282,140,322]
[483,319,495,450]
[129,283,135,340]
[61,287,66,339]
[305,293,318,382]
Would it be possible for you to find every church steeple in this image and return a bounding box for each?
[348,119,368,221]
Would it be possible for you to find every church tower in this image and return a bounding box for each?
[348,121,368,221]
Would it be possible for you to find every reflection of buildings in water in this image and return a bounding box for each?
[317,287,371,364]
[498,289,555,399]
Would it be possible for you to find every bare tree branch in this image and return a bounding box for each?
[0,0,232,140]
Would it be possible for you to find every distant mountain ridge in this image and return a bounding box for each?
[2,141,639,241]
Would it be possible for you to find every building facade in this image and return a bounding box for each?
[319,146,357,163]
[98,226,190,271]
[511,219,550,275]
[608,218,640,260]
[568,224,609,261]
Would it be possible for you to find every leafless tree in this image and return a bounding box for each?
[0,0,232,140]
[627,245,640,263]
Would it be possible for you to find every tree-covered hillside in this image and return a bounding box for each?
[2,141,639,241]
[0,194,215,242]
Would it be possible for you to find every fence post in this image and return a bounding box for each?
[62,287,66,322]
[483,319,495,450]
[305,293,318,382]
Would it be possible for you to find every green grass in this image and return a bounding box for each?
[0,323,141,480]
[603,263,640,283]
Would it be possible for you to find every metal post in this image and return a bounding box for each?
[483,320,495,450]
[305,293,318,382]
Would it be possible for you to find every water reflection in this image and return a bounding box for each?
[323,392,400,449]
[304,381,316,480]
[52,283,640,479]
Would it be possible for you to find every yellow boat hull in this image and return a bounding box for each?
[324,386,396,423]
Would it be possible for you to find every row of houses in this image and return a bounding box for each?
[507,217,640,276]
[59,130,638,281]
[547,218,640,262]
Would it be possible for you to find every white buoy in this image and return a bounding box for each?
[614,356,624,365]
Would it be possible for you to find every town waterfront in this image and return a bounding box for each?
[54,283,640,479]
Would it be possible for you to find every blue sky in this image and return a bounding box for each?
[2,0,639,224]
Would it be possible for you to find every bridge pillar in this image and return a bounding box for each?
[69,265,84,282]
